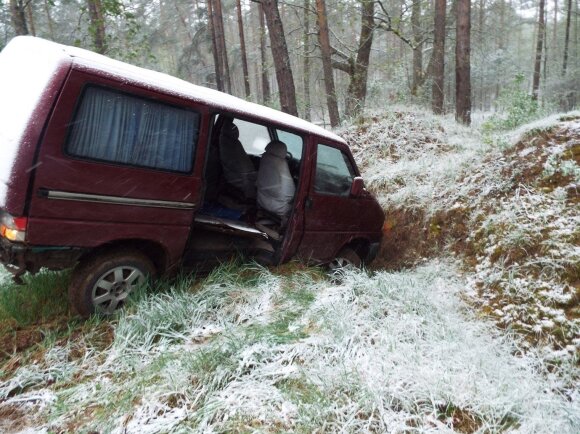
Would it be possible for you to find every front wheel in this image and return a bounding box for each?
[328,247,362,272]
[68,249,155,318]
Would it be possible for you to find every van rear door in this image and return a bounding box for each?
[26,70,209,268]
[0,37,71,216]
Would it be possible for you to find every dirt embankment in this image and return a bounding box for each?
[376,117,579,267]
[364,114,579,355]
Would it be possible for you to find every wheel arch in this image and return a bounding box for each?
[341,238,371,264]
[76,239,170,275]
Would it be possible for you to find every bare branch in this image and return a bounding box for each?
[332,59,352,73]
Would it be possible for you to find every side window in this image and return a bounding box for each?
[234,118,271,155]
[67,86,200,172]
[277,129,303,162]
[314,144,356,196]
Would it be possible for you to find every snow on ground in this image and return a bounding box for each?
[340,108,579,362]
[0,267,9,284]
[0,262,578,433]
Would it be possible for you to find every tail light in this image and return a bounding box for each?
[0,212,27,242]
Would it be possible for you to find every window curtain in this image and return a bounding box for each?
[68,87,199,172]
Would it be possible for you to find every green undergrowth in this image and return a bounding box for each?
[0,269,71,328]
[481,73,547,132]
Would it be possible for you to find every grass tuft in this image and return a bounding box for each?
[0,269,71,328]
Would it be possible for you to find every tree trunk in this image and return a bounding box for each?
[552,0,558,50]
[543,20,548,84]
[496,0,505,105]
[87,0,106,54]
[455,0,471,125]
[345,0,374,118]
[207,0,224,91]
[410,0,423,96]
[532,0,546,101]
[432,0,446,114]
[44,0,55,40]
[9,0,29,35]
[236,0,251,98]
[259,4,271,104]
[478,0,485,110]
[316,0,340,126]
[303,0,312,121]
[213,0,232,94]
[562,0,572,75]
[259,0,298,116]
[26,2,36,36]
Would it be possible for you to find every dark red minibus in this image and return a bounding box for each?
[0,37,384,317]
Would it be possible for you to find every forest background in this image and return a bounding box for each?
[1,0,579,132]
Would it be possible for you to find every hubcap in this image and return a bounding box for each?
[91,266,145,314]
[328,257,354,272]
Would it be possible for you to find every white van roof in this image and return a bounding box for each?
[14,36,346,145]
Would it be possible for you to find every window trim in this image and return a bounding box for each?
[63,84,201,175]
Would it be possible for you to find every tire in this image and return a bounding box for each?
[253,249,276,266]
[68,249,155,318]
[328,247,362,272]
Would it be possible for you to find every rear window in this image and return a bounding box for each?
[67,87,200,172]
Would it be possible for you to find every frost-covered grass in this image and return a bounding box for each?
[339,107,485,212]
[468,187,579,355]
[1,261,577,433]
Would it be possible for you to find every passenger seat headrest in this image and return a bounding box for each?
[265,140,287,159]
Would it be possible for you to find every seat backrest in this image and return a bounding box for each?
[219,119,257,199]
[257,140,296,219]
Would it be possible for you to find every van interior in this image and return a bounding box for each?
[185,115,304,267]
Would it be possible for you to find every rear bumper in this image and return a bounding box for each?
[0,238,25,268]
[1,238,83,275]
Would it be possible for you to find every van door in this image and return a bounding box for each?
[297,142,361,262]
[27,71,208,269]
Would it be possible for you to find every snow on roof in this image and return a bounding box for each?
[12,36,344,145]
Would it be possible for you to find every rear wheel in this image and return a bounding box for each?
[68,249,155,318]
[328,247,361,272]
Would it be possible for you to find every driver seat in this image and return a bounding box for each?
[219,118,257,200]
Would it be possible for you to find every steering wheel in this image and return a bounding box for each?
[286,151,293,162]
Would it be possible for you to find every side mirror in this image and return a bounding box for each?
[350,176,365,197]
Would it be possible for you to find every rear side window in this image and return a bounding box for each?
[67,87,200,172]
[314,144,356,196]
[234,118,270,155]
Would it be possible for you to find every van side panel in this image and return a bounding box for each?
[26,69,209,268]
